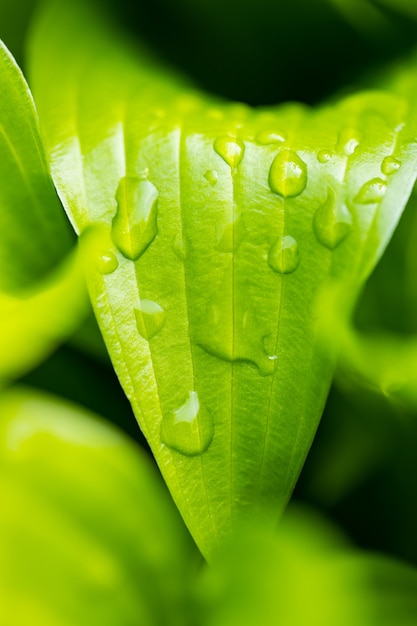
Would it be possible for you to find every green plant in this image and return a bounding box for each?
[1,0,417,623]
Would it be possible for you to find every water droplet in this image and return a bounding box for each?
[204,170,219,186]
[317,150,333,164]
[214,136,245,169]
[173,233,185,260]
[313,189,352,250]
[134,299,166,340]
[160,391,214,456]
[95,251,119,275]
[355,178,387,204]
[111,177,158,261]
[215,213,245,252]
[268,235,300,274]
[381,156,401,176]
[256,131,285,145]
[337,128,360,156]
[269,149,307,198]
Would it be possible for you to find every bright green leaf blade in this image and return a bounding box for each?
[195,506,417,626]
[29,0,417,558]
[0,387,196,626]
[0,246,89,383]
[0,39,73,292]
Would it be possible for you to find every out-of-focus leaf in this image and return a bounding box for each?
[0,39,74,292]
[29,0,417,558]
[0,247,89,383]
[0,387,196,626]
[195,506,417,626]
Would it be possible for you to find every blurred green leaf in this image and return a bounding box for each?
[195,506,417,626]
[29,0,417,558]
[0,387,196,626]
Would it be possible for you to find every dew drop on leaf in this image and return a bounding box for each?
[313,189,352,250]
[111,177,159,260]
[256,130,286,145]
[95,251,119,275]
[134,299,166,340]
[268,149,307,198]
[336,128,360,156]
[160,391,214,456]
[268,235,300,274]
[381,156,401,176]
[204,169,219,186]
[355,178,387,204]
[213,136,245,169]
[317,149,334,164]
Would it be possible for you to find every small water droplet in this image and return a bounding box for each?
[204,170,219,186]
[173,233,186,260]
[313,189,352,250]
[112,177,159,261]
[268,235,300,274]
[337,128,360,156]
[269,149,307,198]
[214,136,245,169]
[215,213,245,252]
[381,156,401,176]
[134,299,166,340]
[95,251,119,275]
[317,150,333,164]
[256,131,285,145]
[160,391,214,456]
[355,178,387,204]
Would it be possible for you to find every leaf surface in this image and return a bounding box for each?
[29,0,417,557]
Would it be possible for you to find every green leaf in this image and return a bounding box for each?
[195,506,417,626]
[0,39,74,292]
[29,0,417,557]
[0,387,196,626]
[0,246,89,383]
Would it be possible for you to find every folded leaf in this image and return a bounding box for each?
[0,39,74,292]
[29,0,417,557]
[0,387,195,626]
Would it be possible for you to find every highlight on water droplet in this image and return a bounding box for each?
[111,177,159,261]
[313,188,352,250]
[355,178,387,204]
[204,170,219,186]
[269,149,307,198]
[268,235,300,274]
[95,251,119,275]
[336,128,360,156]
[213,135,245,169]
[256,130,286,145]
[381,156,401,176]
[160,391,214,456]
[134,299,166,340]
[317,150,334,164]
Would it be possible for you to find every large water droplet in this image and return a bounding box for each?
[268,235,300,274]
[313,189,352,250]
[256,131,285,145]
[355,178,387,204]
[215,213,245,253]
[213,136,245,169]
[204,170,219,186]
[134,299,166,340]
[269,149,307,198]
[111,177,159,261]
[95,251,119,275]
[381,156,401,176]
[160,391,214,456]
